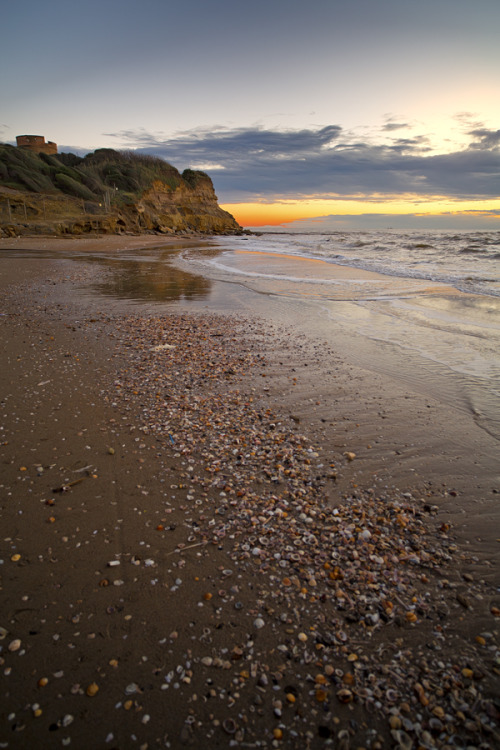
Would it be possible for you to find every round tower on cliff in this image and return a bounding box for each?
[16,135,58,155]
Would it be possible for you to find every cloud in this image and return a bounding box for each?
[388,135,432,153]
[106,125,343,162]
[382,121,410,132]
[468,128,500,150]
[104,124,500,203]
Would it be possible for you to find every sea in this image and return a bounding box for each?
[196,229,500,299]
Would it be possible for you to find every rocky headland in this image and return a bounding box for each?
[0,145,242,237]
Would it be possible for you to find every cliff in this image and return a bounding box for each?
[0,146,241,237]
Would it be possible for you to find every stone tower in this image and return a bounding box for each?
[16,135,58,155]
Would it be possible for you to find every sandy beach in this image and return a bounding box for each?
[1,236,499,750]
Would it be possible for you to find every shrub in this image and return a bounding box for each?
[10,166,54,192]
[40,153,63,168]
[54,172,96,201]
[77,169,103,195]
[182,169,209,189]
[56,152,84,168]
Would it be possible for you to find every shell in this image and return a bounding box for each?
[222,718,237,734]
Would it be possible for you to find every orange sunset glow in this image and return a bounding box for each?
[222,197,500,228]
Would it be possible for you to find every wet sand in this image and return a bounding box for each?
[1,237,499,749]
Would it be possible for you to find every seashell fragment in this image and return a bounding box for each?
[391,729,412,750]
[222,718,237,734]
[336,688,353,703]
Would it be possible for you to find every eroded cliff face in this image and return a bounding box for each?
[134,178,240,234]
[0,174,241,237]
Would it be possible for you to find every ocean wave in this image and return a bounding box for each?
[213,231,500,298]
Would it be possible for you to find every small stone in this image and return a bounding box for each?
[125,683,140,695]
[389,716,402,730]
[456,593,471,609]
[86,682,99,697]
[8,639,21,652]
[297,632,307,642]
[253,618,265,630]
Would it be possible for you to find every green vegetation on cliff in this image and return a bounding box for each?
[0,145,207,202]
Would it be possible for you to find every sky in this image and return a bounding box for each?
[1,0,499,230]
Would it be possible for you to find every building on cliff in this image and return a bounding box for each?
[16,135,57,155]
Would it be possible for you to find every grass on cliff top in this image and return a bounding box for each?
[0,145,210,204]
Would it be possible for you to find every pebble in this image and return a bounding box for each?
[125,683,140,695]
